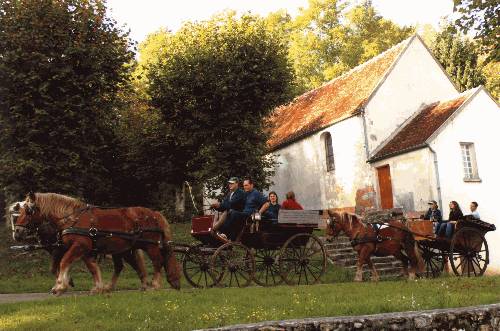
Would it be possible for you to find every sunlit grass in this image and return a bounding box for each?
[0,276,498,330]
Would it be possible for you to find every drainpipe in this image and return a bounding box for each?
[428,145,443,210]
[360,109,370,160]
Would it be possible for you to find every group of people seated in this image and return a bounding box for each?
[209,177,303,241]
[423,200,480,239]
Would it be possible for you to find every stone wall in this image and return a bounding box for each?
[200,303,500,331]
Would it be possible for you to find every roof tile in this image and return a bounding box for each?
[267,36,414,151]
[370,89,476,161]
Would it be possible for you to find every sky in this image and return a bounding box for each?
[107,0,455,44]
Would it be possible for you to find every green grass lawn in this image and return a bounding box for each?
[0,277,499,330]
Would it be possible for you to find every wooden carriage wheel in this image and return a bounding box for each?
[253,248,283,287]
[418,242,445,278]
[210,242,255,288]
[278,233,327,285]
[182,245,222,288]
[449,227,489,277]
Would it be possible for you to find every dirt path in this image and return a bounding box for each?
[0,291,91,304]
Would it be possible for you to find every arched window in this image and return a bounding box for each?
[321,132,335,172]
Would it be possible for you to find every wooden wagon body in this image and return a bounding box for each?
[179,210,327,288]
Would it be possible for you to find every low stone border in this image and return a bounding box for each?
[199,303,500,331]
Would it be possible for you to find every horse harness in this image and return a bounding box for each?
[349,224,392,248]
[58,206,170,255]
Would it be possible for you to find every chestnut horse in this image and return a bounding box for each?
[9,201,148,290]
[326,211,423,281]
[14,192,180,295]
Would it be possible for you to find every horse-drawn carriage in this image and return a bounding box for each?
[364,209,496,278]
[176,209,327,288]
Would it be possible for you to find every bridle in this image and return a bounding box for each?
[13,203,41,233]
[326,216,341,236]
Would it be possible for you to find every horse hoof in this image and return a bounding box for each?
[103,284,114,292]
[50,288,64,296]
[170,280,181,290]
[90,287,104,295]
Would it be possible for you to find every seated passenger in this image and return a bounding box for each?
[423,200,442,222]
[436,201,463,239]
[220,178,267,240]
[281,191,303,210]
[259,191,280,224]
[469,201,480,219]
[210,177,245,235]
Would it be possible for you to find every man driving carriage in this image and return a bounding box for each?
[210,177,245,235]
[219,178,267,241]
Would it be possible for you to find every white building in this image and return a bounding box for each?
[267,35,500,271]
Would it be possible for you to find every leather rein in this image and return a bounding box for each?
[21,205,169,253]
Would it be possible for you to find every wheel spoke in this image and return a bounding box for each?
[454,256,465,271]
[305,265,320,282]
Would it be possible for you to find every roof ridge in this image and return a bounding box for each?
[277,35,415,109]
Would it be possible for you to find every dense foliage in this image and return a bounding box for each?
[146,13,294,196]
[279,0,413,92]
[0,0,133,204]
[453,0,499,63]
[432,26,486,92]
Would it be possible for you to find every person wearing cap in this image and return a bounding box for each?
[423,200,442,222]
[210,177,246,234]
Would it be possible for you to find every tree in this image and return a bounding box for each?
[432,26,486,92]
[147,12,294,197]
[286,0,413,91]
[453,0,499,62]
[0,0,133,203]
[482,61,499,101]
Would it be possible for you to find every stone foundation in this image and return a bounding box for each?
[200,303,500,331]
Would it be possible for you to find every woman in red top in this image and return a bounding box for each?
[281,191,303,210]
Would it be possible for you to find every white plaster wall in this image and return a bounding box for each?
[365,36,458,155]
[268,116,373,210]
[372,148,437,212]
[429,89,500,271]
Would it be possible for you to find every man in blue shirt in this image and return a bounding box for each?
[210,177,246,233]
[220,178,267,240]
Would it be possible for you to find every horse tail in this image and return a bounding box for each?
[413,241,425,274]
[154,211,172,241]
[402,230,424,274]
[155,211,181,290]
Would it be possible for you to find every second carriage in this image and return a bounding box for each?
[365,209,496,278]
[177,209,328,288]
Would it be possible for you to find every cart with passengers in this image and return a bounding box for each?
[176,209,328,288]
[365,209,496,278]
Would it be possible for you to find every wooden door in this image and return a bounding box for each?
[377,165,394,209]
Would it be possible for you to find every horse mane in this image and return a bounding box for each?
[33,193,87,219]
[327,210,364,230]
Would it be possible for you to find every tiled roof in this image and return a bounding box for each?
[370,89,476,162]
[267,36,414,151]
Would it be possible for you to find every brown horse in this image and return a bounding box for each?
[9,201,148,290]
[326,211,423,281]
[14,192,181,295]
